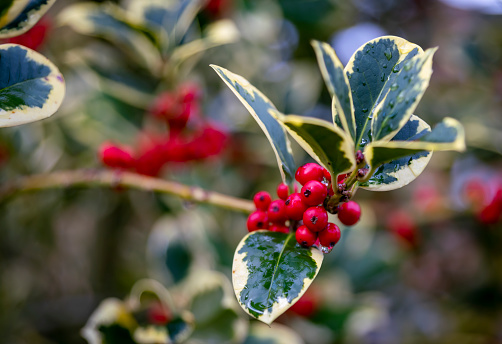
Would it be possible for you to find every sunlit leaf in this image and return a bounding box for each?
[277,113,356,182]
[211,65,296,185]
[58,2,161,73]
[0,0,56,38]
[233,231,323,325]
[361,116,465,191]
[0,44,65,128]
[370,48,436,142]
[311,40,356,141]
[345,36,423,150]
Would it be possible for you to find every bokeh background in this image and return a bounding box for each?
[1,0,502,343]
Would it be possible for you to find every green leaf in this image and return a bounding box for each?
[171,20,239,66]
[361,116,465,191]
[0,0,56,38]
[211,65,296,185]
[370,48,437,142]
[0,44,65,128]
[0,0,29,30]
[126,0,203,51]
[311,40,356,141]
[58,2,161,73]
[345,36,423,150]
[277,114,356,182]
[233,231,323,325]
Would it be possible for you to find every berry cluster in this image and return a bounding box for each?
[99,84,228,176]
[247,163,362,254]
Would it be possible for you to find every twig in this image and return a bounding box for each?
[0,169,255,214]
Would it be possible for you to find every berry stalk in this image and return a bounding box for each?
[0,169,255,214]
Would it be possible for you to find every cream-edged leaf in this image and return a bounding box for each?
[345,36,423,150]
[361,116,465,191]
[233,231,323,325]
[370,48,437,143]
[277,113,356,182]
[211,65,296,184]
[0,0,30,29]
[0,0,55,38]
[311,40,356,141]
[58,2,161,73]
[0,44,65,128]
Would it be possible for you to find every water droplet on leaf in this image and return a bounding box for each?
[384,48,392,61]
[390,83,399,91]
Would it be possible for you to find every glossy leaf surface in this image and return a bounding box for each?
[345,36,423,150]
[278,114,356,181]
[311,40,356,140]
[370,48,436,142]
[212,65,296,184]
[0,0,55,38]
[362,117,465,191]
[360,115,432,191]
[0,44,65,128]
[233,231,323,325]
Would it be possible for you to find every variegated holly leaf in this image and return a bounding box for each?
[361,117,465,191]
[58,2,161,73]
[233,231,323,325]
[171,20,239,66]
[0,0,30,30]
[126,0,202,52]
[211,65,296,185]
[311,40,356,141]
[276,113,355,183]
[0,0,56,38]
[345,36,423,150]
[184,271,247,343]
[370,48,436,143]
[0,44,65,128]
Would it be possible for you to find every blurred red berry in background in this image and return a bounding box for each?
[387,210,419,248]
[4,18,51,51]
[99,142,135,170]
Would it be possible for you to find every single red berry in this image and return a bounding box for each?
[295,225,317,247]
[288,290,319,318]
[301,180,328,206]
[277,183,289,200]
[268,199,287,223]
[387,211,418,247]
[337,173,349,184]
[338,201,361,226]
[270,223,289,233]
[253,191,272,211]
[303,206,328,232]
[318,223,341,247]
[285,192,308,220]
[147,302,172,325]
[247,211,269,232]
[322,168,331,183]
[99,142,135,169]
[295,163,324,185]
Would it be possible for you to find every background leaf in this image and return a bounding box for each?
[311,40,356,141]
[0,0,30,29]
[278,114,355,181]
[212,65,296,185]
[0,0,56,38]
[345,36,423,151]
[0,44,65,128]
[233,231,323,325]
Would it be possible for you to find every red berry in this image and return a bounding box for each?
[387,211,418,247]
[338,201,361,226]
[322,168,331,183]
[267,200,287,223]
[147,302,172,325]
[253,191,272,211]
[301,180,328,206]
[99,142,135,169]
[270,223,289,233]
[295,225,317,247]
[337,173,349,184]
[277,183,289,200]
[247,211,269,232]
[303,206,328,232]
[295,163,324,185]
[318,223,341,247]
[285,193,308,220]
